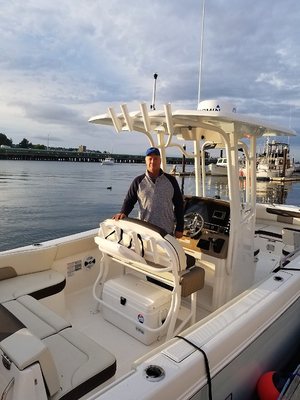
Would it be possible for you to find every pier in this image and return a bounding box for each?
[270,175,300,182]
[0,148,191,164]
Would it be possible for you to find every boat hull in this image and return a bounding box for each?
[208,164,227,176]
[256,165,295,180]
[101,157,114,165]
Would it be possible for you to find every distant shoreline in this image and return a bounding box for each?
[0,148,196,164]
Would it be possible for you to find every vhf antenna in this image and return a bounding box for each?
[197,0,205,105]
[150,73,158,110]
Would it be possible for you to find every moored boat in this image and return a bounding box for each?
[256,140,295,180]
[207,157,228,176]
[1,99,300,400]
[294,161,300,172]
[101,157,115,165]
[240,140,295,180]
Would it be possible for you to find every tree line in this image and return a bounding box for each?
[0,133,39,149]
[0,133,112,153]
[0,133,79,151]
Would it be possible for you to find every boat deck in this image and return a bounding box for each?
[61,216,290,384]
[65,284,209,383]
[65,285,158,380]
[64,243,282,386]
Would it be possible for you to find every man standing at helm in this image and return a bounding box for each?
[113,147,184,238]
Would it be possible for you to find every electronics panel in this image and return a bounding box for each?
[182,196,230,259]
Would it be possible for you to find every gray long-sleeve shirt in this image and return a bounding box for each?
[121,169,184,234]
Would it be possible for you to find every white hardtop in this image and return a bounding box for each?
[89,99,295,142]
[89,99,295,199]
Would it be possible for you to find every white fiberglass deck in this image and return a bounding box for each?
[65,285,209,381]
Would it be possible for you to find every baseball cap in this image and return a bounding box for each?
[145,147,160,156]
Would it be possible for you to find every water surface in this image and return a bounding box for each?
[1,160,300,251]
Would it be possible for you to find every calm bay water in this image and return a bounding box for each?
[1,160,300,252]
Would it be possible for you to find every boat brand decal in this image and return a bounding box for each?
[200,104,221,112]
[198,100,237,113]
[83,256,96,269]
[199,104,237,113]
[138,313,144,324]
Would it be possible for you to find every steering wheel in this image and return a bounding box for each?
[184,212,204,238]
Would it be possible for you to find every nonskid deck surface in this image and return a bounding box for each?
[254,237,282,283]
[254,219,288,282]
[65,284,209,380]
[65,286,152,380]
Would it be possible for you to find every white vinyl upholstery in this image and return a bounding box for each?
[0,269,65,303]
[0,327,60,396]
[44,328,116,400]
[3,295,70,339]
[0,296,116,399]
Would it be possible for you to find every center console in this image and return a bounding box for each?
[180,196,230,259]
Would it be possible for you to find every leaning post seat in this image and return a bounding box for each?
[94,218,205,341]
[282,227,300,256]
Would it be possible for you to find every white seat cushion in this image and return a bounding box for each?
[44,327,116,400]
[0,298,116,399]
[3,295,70,339]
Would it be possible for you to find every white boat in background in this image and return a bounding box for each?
[239,140,295,180]
[255,140,295,180]
[101,157,114,165]
[207,157,227,176]
[209,141,295,180]
[1,99,300,400]
[295,161,300,172]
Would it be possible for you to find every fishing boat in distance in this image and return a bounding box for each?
[209,140,295,180]
[255,140,295,180]
[101,156,115,165]
[1,99,300,400]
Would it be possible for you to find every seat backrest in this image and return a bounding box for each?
[0,246,57,275]
[96,218,187,273]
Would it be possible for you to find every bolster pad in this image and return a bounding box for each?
[43,327,116,399]
[0,328,60,396]
[180,266,205,297]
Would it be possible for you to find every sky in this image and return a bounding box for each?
[1,0,300,159]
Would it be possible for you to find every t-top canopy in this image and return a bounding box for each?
[89,100,296,147]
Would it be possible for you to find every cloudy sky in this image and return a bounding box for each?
[1,0,300,158]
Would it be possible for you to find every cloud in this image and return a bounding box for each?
[1,0,300,157]
[256,73,286,90]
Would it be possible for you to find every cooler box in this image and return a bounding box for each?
[102,273,172,345]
